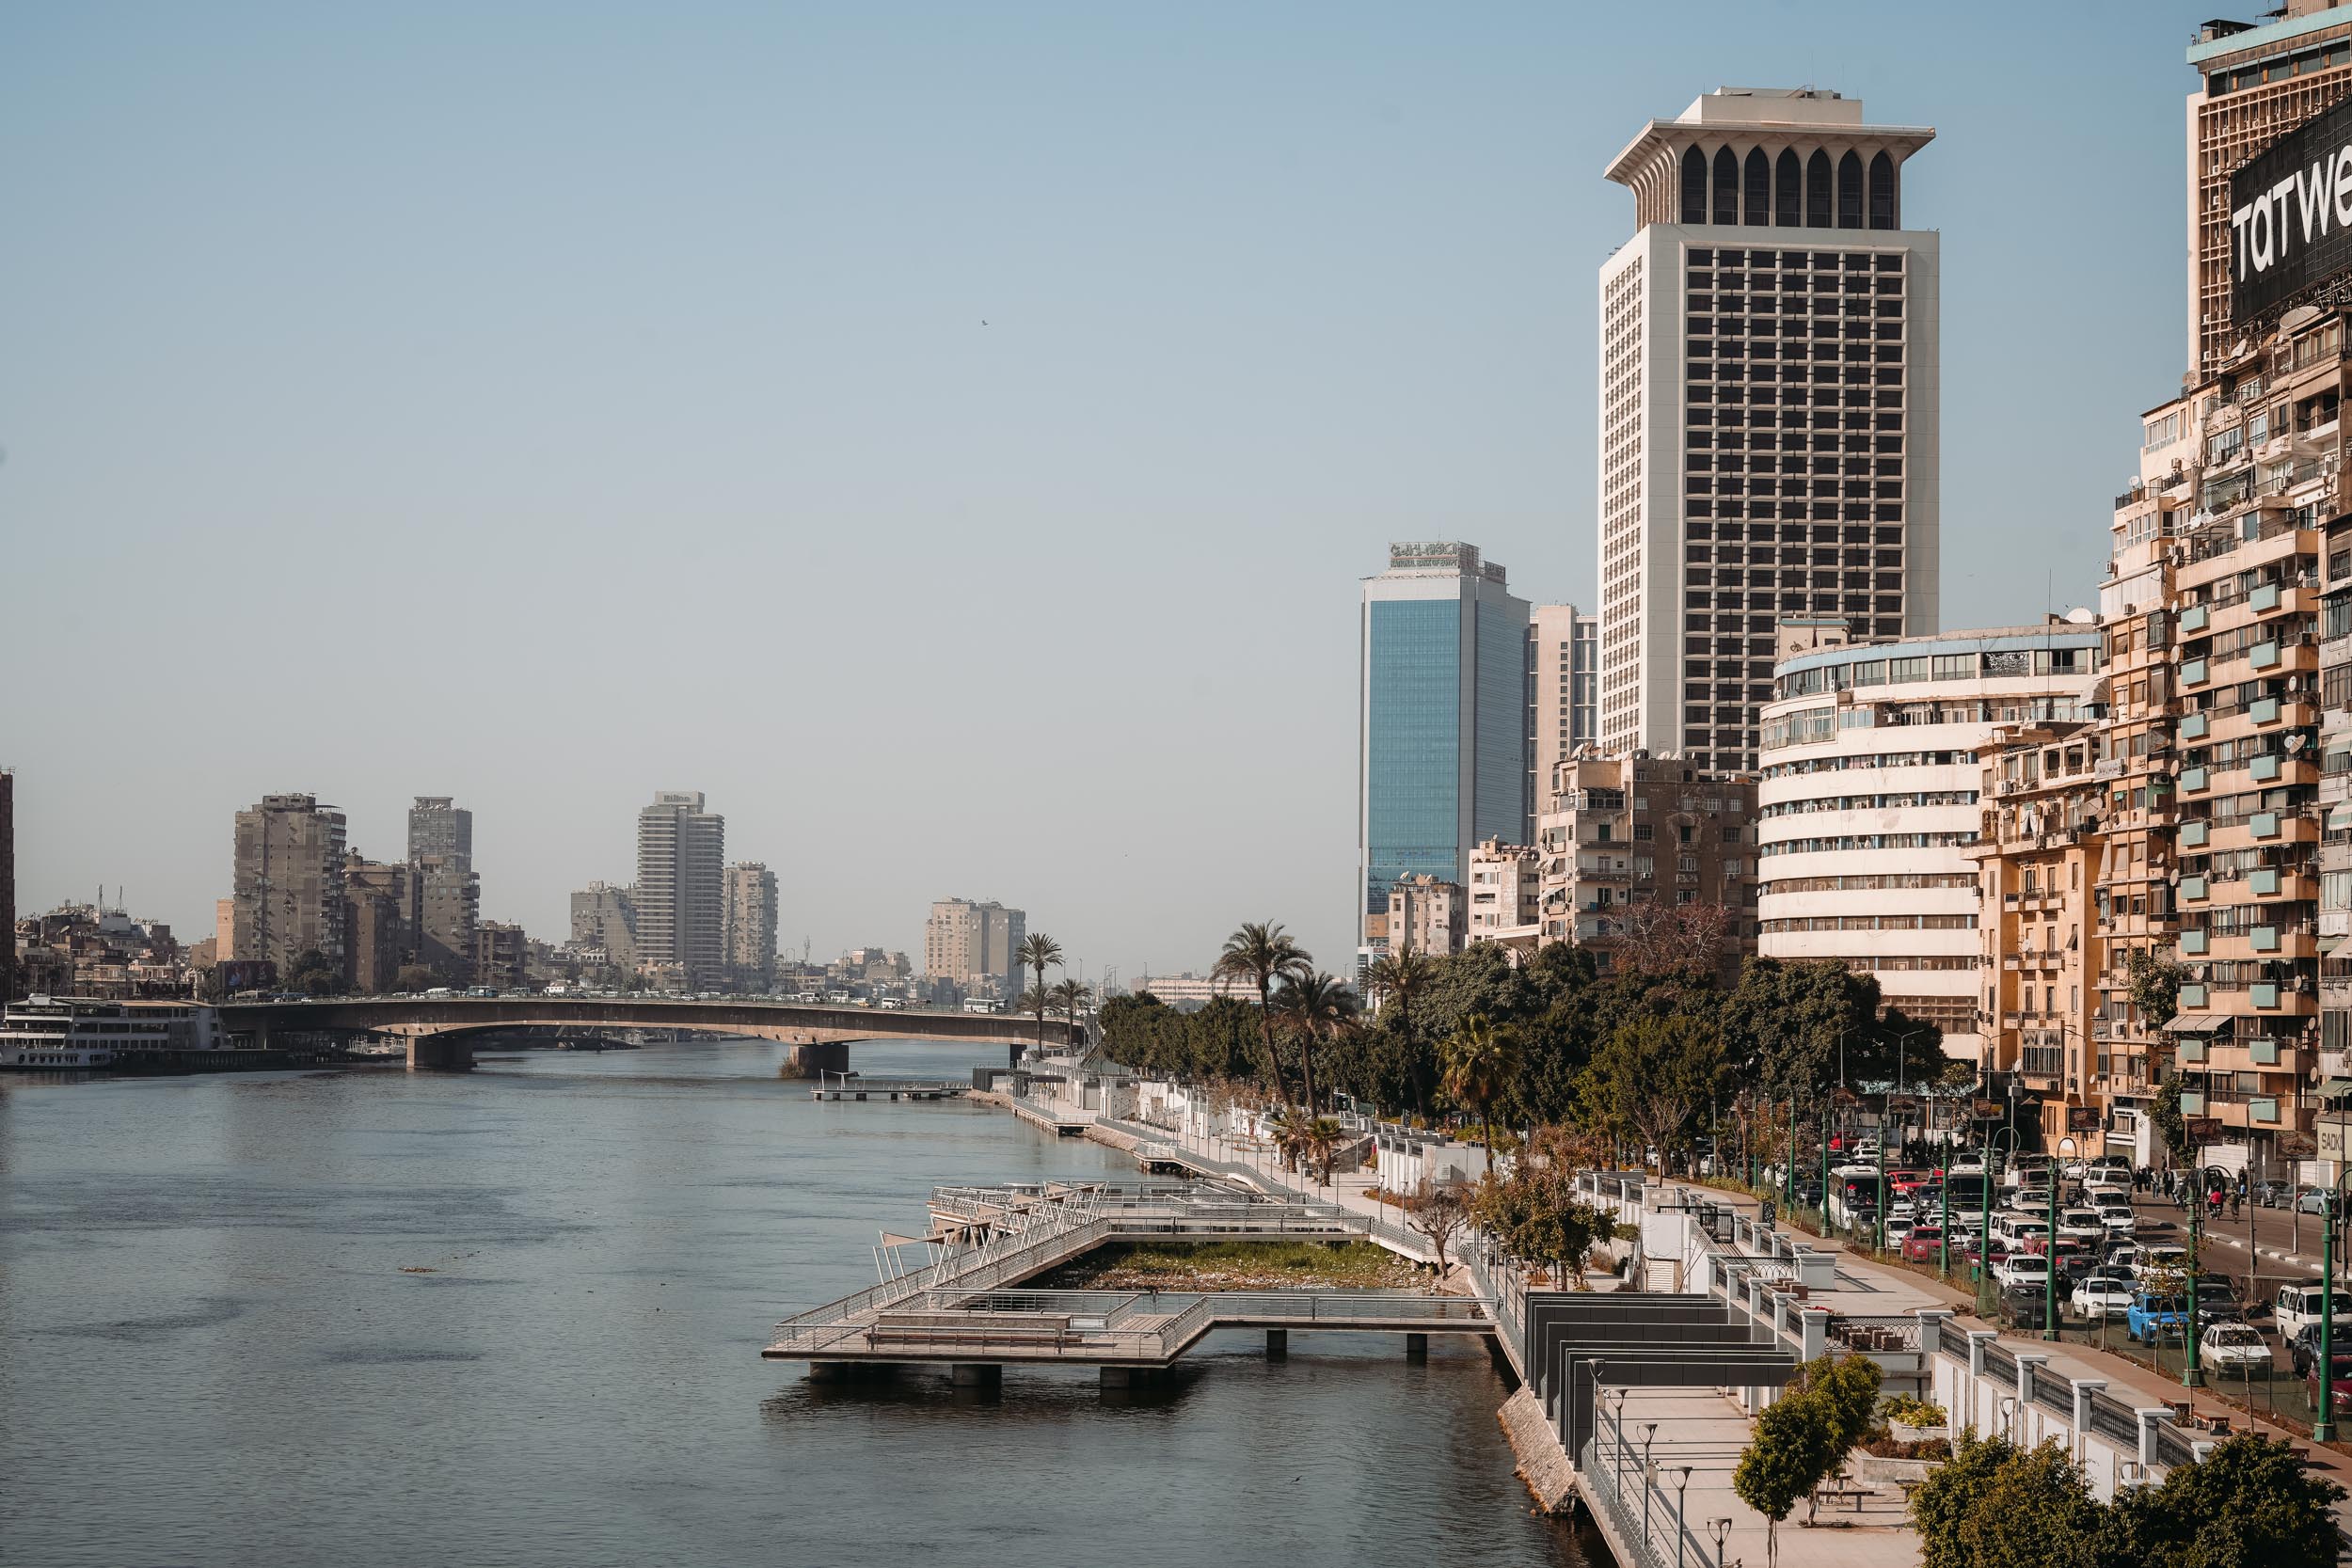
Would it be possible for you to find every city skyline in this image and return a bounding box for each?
[7,5,2217,972]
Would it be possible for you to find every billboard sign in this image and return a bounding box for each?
[2232,95,2352,321]
[2066,1106,2101,1133]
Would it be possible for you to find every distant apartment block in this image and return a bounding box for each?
[415,854,480,985]
[722,863,779,990]
[406,796,473,872]
[1385,874,1466,958]
[1467,838,1544,949]
[925,898,1025,999]
[636,791,725,985]
[570,880,637,971]
[228,794,349,971]
[342,856,420,993]
[1528,604,1600,821]
[472,921,527,992]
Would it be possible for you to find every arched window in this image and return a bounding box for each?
[1837,151,1865,230]
[1805,150,1832,227]
[1713,147,1739,226]
[1682,146,1708,225]
[1867,151,1897,230]
[1743,148,1770,226]
[1775,150,1802,228]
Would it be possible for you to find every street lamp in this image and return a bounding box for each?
[1672,1465,1694,1568]
[2184,1160,2230,1389]
[2318,1169,2352,1442]
[2047,1134,2079,1341]
[1708,1518,1734,1568]
[1979,1125,2019,1315]
[1640,1422,1660,1545]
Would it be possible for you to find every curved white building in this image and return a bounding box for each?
[1756,625,2103,1067]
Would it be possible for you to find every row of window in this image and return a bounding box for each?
[1760,751,1971,778]
[1758,871,1979,893]
[1678,146,1899,230]
[1758,791,1977,819]
[1760,831,1974,857]
[1758,913,1978,932]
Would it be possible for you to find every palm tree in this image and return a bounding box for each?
[1016,932,1063,1056]
[1211,921,1311,1109]
[1442,1013,1523,1173]
[1364,942,1438,1116]
[1299,1115,1346,1187]
[1050,977,1095,1057]
[1272,970,1359,1117]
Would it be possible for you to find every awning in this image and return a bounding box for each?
[2320,1078,2352,1102]
[2323,933,2346,955]
[2329,801,2352,831]
[2166,1011,2234,1036]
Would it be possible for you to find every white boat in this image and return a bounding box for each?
[0,995,226,1069]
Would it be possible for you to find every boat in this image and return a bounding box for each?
[0,995,227,1070]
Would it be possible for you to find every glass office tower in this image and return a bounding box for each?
[1359,542,1531,960]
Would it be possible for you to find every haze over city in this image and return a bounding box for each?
[7,2,2199,970]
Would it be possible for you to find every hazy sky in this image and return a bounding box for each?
[4,3,2214,979]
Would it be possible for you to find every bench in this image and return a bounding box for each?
[867,1311,1074,1347]
[1814,1482,1869,1513]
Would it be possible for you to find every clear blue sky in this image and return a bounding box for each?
[2,3,2214,980]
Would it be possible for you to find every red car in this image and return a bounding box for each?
[1889,1169,1928,1196]
[1902,1226,1946,1263]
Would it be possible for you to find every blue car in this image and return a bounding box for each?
[2128,1291,2189,1343]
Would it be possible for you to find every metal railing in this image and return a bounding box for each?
[1583,1404,1718,1568]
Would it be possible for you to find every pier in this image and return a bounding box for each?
[809,1076,967,1102]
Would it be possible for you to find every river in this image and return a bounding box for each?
[0,1039,1600,1567]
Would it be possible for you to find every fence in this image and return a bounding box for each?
[1579,1400,1719,1568]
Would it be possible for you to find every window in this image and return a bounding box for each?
[1713,147,1739,226]
[1681,146,1708,225]
[1931,654,1972,680]
[1887,656,1928,682]
[1774,150,1801,228]
[1805,150,1833,228]
[1866,151,1895,230]
[1744,147,1770,225]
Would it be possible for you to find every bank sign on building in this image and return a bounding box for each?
[2233,93,2352,318]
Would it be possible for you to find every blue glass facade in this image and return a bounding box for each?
[1365,599,1462,912]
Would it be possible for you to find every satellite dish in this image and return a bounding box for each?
[2283,304,2323,332]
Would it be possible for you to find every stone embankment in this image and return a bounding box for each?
[1497,1386,1578,1513]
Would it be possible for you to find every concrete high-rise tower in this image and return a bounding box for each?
[406,797,473,871]
[721,863,779,990]
[1597,87,1939,774]
[635,791,725,984]
[1,769,14,1001]
[1527,604,1599,818]
[228,794,349,972]
[1358,542,1531,957]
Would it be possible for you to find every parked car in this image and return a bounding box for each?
[2001,1283,2057,1331]
[2308,1353,2352,1414]
[2073,1272,2136,1319]
[2106,1243,2142,1276]
[2199,1323,2273,1376]
[1994,1254,2052,1292]
[2127,1291,2189,1343]
[2058,1209,2107,1245]
[2253,1180,2295,1209]
[2296,1187,2338,1217]
[2274,1283,2352,1338]
[1883,1214,1915,1249]
[2288,1323,2341,1379]
[2095,1202,2137,1238]
[2195,1278,2245,1324]
[1901,1226,1946,1264]
[2134,1244,2189,1284]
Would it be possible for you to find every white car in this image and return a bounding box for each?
[1994,1255,2052,1291]
[2134,1244,2189,1284]
[2058,1209,2106,1244]
[2199,1323,2273,1375]
[1883,1214,1915,1248]
[2096,1202,2137,1238]
[2073,1273,2136,1319]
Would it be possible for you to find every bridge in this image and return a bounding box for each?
[214,996,1071,1071]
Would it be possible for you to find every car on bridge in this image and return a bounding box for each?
[2199,1323,2272,1376]
[2072,1272,2135,1319]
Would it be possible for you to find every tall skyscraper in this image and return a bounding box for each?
[1527,603,1600,818]
[1597,87,1939,774]
[406,796,472,871]
[635,791,725,983]
[228,794,349,971]
[2186,8,2352,379]
[721,863,779,990]
[1359,541,1531,956]
[1,768,14,1001]
[925,897,1025,999]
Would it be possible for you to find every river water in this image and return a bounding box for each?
[0,1039,1599,1567]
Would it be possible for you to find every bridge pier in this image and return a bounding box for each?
[950,1363,1001,1389]
[406,1036,474,1071]
[1406,1333,1428,1361]
[781,1040,850,1079]
[1265,1329,1288,1359]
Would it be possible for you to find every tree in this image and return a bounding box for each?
[1362,944,1438,1112]
[1910,1431,2020,1568]
[1615,897,1731,977]
[1442,1014,1522,1171]
[1470,1163,1614,1282]
[1050,977,1094,1056]
[1947,1440,2104,1568]
[1272,969,1359,1116]
[2127,946,2187,1031]
[1016,932,1062,1057]
[280,948,345,997]
[2113,1433,2346,1568]
[1298,1115,1346,1185]
[1402,1180,1470,1275]
[1732,1378,1836,1568]
[1211,921,1311,1108]
[1579,1013,1728,1172]
[392,963,439,994]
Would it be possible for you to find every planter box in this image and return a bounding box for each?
[1887,1422,1949,1445]
[1853,1453,1939,1484]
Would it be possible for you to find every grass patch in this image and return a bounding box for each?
[1035,1238,1422,1291]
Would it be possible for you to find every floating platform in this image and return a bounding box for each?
[810,1078,968,1102]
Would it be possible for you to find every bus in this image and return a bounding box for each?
[1829,1165,1885,1229]
[1942,1169,1990,1217]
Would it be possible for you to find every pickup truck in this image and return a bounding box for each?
[2127,1291,2189,1343]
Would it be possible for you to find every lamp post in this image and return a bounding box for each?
[2185,1160,2228,1389]
[2047,1134,2079,1341]
[1820,1095,1834,1240]
[2319,1169,2352,1442]
[1981,1125,2019,1317]
[1939,1138,1953,1281]
[1708,1518,1734,1568]
[1875,1109,1889,1256]
[1672,1465,1693,1568]
[1640,1422,1660,1545]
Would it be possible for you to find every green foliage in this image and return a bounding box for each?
[391,963,440,993]
[1469,1164,1613,1276]
[1909,1432,2342,1568]
[1579,1011,1729,1168]
[279,948,345,997]
[1718,958,1941,1099]
[1099,993,1260,1082]
[2127,947,2187,1031]
[2150,1085,2196,1168]
[1881,1394,1947,1430]
[1800,1352,1883,1460]
[1441,1013,1523,1169]
[1733,1375,1837,1568]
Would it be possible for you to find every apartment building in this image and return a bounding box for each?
[1758,625,2103,1066]
[925,898,1025,1000]
[227,794,348,972]
[1385,875,1466,958]
[472,921,528,992]
[636,791,725,985]
[1528,604,1601,821]
[722,863,779,990]
[569,880,636,971]
[1466,839,1544,950]
[1532,753,1757,980]
[342,856,419,993]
